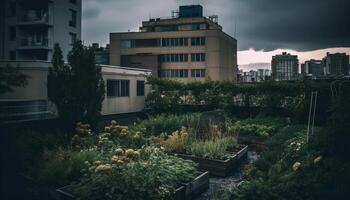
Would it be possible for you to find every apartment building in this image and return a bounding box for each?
[301,59,323,78]
[271,52,299,81]
[322,52,349,76]
[109,5,238,83]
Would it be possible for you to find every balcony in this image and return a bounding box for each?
[17,38,50,50]
[17,11,51,27]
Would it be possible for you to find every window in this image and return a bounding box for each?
[161,69,188,78]
[160,54,189,63]
[137,80,145,96]
[191,69,206,78]
[161,38,188,47]
[191,37,205,46]
[9,26,16,41]
[69,9,77,27]
[107,80,130,97]
[191,53,206,62]
[9,2,16,17]
[9,51,16,60]
[69,32,77,45]
[121,40,132,48]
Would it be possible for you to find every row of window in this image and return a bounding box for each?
[107,80,145,97]
[160,54,188,62]
[160,53,206,63]
[191,53,206,62]
[121,37,206,48]
[161,69,206,78]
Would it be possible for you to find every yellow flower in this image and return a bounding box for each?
[111,155,119,162]
[115,148,124,155]
[95,164,112,174]
[116,159,124,166]
[94,160,102,166]
[314,156,322,164]
[104,126,111,132]
[125,149,135,158]
[292,162,301,171]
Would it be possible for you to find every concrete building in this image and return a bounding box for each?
[301,59,323,78]
[109,5,238,83]
[0,0,81,61]
[93,43,110,65]
[0,61,151,122]
[322,52,349,76]
[239,69,270,83]
[271,52,299,81]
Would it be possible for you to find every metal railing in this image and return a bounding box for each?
[19,38,49,47]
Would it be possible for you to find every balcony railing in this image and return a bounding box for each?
[18,11,50,25]
[18,38,50,50]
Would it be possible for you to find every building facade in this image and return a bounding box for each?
[109,5,238,83]
[93,43,110,65]
[0,0,82,61]
[301,59,323,78]
[322,53,349,76]
[0,61,151,122]
[271,52,299,81]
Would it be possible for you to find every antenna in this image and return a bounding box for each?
[234,21,237,38]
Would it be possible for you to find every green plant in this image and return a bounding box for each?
[48,42,105,127]
[187,137,238,160]
[68,146,197,200]
[160,127,191,153]
[129,113,200,137]
[29,148,98,187]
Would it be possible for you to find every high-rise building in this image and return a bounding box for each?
[109,5,238,83]
[322,52,349,76]
[271,52,299,81]
[0,0,82,61]
[302,59,323,78]
[92,43,110,65]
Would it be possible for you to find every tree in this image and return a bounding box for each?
[48,42,105,127]
[0,64,29,94]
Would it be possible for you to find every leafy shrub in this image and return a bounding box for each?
[228,117,288,138]
[160,127,190,153]
[29,148,98,187]
[129,113,200,137]
[187,137,238,160]
[68,147,197,200]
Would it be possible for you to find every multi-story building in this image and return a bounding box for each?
[238,69,271,83]
[301,59,323,78]
[271,52,299,81]
[0,0,81,61]
[322,52,349,76]
[92,43,110,65]
[109,5,238,83]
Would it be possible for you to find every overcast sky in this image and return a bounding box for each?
[82,0,350,66]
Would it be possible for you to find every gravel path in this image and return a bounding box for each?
[195,151,259,200]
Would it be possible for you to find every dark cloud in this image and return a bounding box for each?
[82,0,350,51]
[83,7,100,19]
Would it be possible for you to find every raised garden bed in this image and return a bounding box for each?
[174,145,249,177]
[55,171,209,200]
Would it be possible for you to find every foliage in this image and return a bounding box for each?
[129,113,200,137]
[0,64,29,94]
[29,148,98,187]
[146,77,335,124]
[228,117,287,138]
[48,42,105,127]
[68,146,197,200]
[160,127,191,154]
[187,137,238,160]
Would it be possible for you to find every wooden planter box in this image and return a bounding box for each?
[174,145,248,177]
[55,171,209,200]
[237,135,267,145]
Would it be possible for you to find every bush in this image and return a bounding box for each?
[187,137,238,160]
[68,147,197,200]
[29,148,98,187]
[129,113,200,137]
